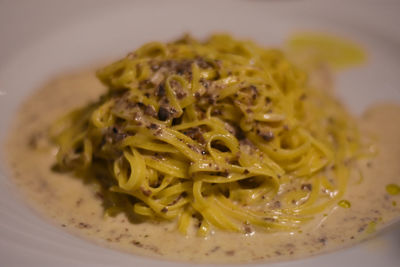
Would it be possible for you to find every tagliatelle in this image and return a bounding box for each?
[50,34,362,236]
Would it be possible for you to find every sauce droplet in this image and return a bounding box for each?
[287,32,366,70]
[338,200,351,208]
[365,221,377,234]
[386,184,400,195]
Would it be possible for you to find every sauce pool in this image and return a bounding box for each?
[3,70,400,264]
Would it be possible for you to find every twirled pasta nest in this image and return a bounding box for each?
[51,34,361,235]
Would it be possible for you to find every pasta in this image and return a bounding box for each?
[50,34,362,236]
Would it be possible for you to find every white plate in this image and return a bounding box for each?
[1,1,400,266]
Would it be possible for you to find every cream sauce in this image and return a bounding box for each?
[3,70,400,263]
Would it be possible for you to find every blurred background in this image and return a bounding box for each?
[1,0,400,66]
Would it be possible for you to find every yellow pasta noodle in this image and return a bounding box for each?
[50,34,362,235]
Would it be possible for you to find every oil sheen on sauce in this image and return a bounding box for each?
[3,70,400,264]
